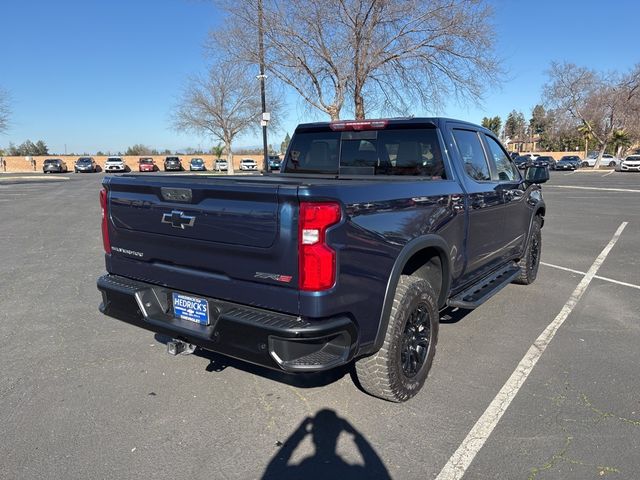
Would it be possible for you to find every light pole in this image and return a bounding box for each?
[258,0,269,173]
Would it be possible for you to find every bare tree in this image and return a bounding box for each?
[543,62,640,168]
[0,88,10,134]
[214,0,500,120]
[173,61,280,174]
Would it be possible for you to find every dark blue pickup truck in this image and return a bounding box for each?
[97,118,548,402]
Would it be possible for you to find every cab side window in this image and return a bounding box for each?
[483,135,520,182]
[452,129,491,181]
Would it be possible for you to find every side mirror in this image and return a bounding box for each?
[525,163,549,184]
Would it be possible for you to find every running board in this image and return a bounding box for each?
[447,265,521,309]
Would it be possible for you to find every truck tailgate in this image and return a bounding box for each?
[103,175,300,314]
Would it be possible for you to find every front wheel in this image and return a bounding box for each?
[608,161,616,167]
[355,276,439,402]
[514,217,542,285]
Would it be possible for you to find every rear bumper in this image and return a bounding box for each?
[97,274,358,372]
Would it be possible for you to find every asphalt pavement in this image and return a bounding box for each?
[1,170,638,479]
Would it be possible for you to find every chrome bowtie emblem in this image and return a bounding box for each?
[162,210,195,229]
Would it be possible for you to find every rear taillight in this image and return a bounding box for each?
[329,119,388,131]
[99,188,111,254]
[299,202,341,291]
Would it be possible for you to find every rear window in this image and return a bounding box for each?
[44,159,60,164]
[283,128,445,178]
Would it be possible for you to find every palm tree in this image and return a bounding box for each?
[577,123,593,158]
[211,143,224,160]
[611,130,631,158]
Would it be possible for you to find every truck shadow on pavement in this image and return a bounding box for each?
[262,409,391,480]
[153,334,350,388]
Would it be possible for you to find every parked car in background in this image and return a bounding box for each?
[189,158,206,171]
[582,153,620,168]
[164,156,183,171]
[558,155,582,169]
[620,155,640,172]
[138,157,157,172]
[240,158,258,171]
[555,157,578,171]
[521,153,540,161]
[43,158,68,173]
[268,155,281,170]
[74,157,97,173]
[105,157,127,173]
[536,155,556,170]
[514,155,531,170]
[214,159,228,171]
[509,152,519,160]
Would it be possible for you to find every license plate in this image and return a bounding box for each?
[172,293,209,325]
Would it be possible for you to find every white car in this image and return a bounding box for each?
[104,157,127,172]
[215,159,228,171]
[620,155,640,172]
[240,158,258,171]
[581,153,621,168]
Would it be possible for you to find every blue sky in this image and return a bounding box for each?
[1,0,639,154]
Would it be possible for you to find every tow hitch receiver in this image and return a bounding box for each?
[167,339,197,356]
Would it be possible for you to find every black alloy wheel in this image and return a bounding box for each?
[400,303,432,378]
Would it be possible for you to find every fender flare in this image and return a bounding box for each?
[522,197,546,256]
[368,235,452,354]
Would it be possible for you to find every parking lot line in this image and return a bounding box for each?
[435,222,628,480]
[0,175,70,182]
[602,170,615,177]
[546,185,640,193]
[541,261,640,291]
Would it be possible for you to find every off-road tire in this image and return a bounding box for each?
[514,217,542,285]
[355,275,439,402]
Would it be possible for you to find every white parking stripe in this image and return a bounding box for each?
[602,170,615,177]
[435,222,628,480]
[542,262,640,291]
[546,185,640,193]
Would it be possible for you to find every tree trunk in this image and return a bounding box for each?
[593,144,607,169]
[354,89,365,120]
[225,140,234,175]
[327,106,340,121]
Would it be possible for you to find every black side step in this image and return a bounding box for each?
[447,265,521,309]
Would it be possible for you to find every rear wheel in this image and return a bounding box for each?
[355,276,439,402]
[608,161,616,167]
[514,217,542,285]
[582,161,589,168]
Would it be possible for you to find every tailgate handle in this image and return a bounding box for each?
[161,187,192,203]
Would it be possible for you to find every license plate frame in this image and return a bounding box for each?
[172,292,210,326]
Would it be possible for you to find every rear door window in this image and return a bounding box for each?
[482,134,520,182]
[452,129,491,181]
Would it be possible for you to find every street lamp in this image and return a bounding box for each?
[258,0,269,173]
